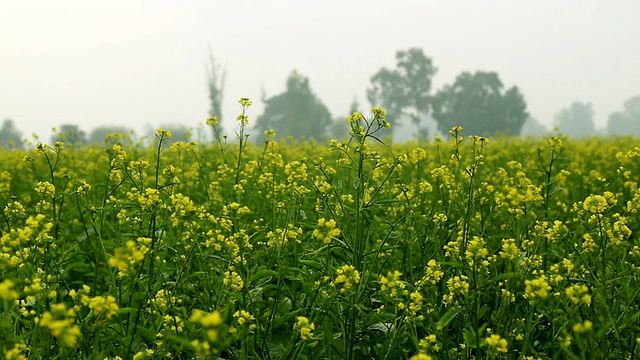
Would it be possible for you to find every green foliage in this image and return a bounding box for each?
[367,48,436,137]
[521,116,549,136]
[255,70,332,140]
[2,99,640,359]
[0,119,23,149]
[554,101,596,138]
[432,71,528,136]
[608,95,640,135]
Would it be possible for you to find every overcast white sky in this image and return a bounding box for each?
[2,1,639,141]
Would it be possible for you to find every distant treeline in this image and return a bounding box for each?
[3,47,640,149]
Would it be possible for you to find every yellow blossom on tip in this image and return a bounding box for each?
[313,217,340,244]
[238,97,252,107]
[486,334,508,353]
[294,316,315,341]
[583,194,608,213]
[206,116,219,125]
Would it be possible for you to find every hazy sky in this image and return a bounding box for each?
[2,1,639,141]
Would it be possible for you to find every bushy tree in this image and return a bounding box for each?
[553,102,595,138]
[0,119,23,149]
[367,48,436,137]
[51,124,87,146]
[608,95,640,136]
[521,117,548,136]
[89,126,135,146]
[432,71,527,136]
[254,70,332,140]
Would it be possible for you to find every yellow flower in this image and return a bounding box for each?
[565,284,591,305]
[206,116,219,125]
[313,217,340,244]
[294,316,315,341]
[86,295,120,319]
[572,320,593,333]
[330,265,361,294]
[38,303,81,348]
[485,334,508,353]
[524,275,551,300]
[0,279,19,300]
[583,194,608,213]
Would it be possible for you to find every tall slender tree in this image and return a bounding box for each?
[206,48,226,131]
[367,48,437,137]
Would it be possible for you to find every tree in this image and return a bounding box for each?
[367,48,437,137]
[0,119,23,149]
[254,70,332,140]
[608,95,640,136]
[553,101,595,138]
[89,126,135,146]
[206,48,226,128]
[432,71,527,136]
[521,116,548,136]
[51,124,87,145]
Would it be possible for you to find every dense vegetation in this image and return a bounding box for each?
[1,100,640,359]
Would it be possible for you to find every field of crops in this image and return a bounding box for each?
[1,102,640,359]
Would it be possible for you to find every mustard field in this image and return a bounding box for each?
[1,105,640,359]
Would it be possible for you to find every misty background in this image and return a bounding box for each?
[1,1,639,146]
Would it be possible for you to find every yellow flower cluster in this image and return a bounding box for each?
[524,275,552,300]
[108,237,152,276]
[379,270,406,298]
[565,284,591,305]
[37,303,82,348]
[294,316,315,341]
[313,217,340,244]
[82,294,119,319]
[190,309,225,357]
[485,334,508,353]
[331,265,361,294]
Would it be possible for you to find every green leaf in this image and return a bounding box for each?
[117,307,137,315]
[436,307,462,330]
[299,259,322,270]
[463,328,480,349]
[251,269,278,282]
[273,309,304,330]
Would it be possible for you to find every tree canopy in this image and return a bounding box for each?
[51,124,87,146]
[254,71,332,140]
[520,116,548,136]
[608,95,640,136]
[553,101,595,138]
[89,125,135,146]
[0,119,23,149]
[432,71,528,136]
[367,48,436,137]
